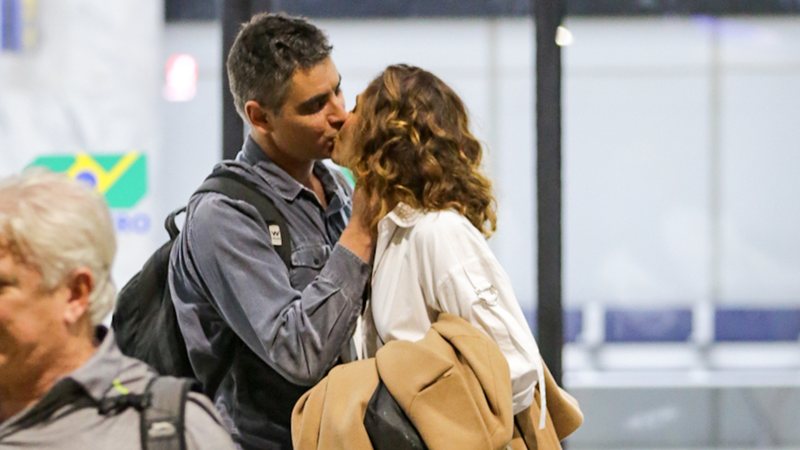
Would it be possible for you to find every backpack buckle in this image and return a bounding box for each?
[98,392,152,415]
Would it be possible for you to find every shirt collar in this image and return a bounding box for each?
[67,326,151,402]
[238,135,349,208]
[382,202,424,228]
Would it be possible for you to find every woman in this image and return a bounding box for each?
[333,64,544,417]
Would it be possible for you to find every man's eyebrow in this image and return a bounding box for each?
[298,92,329,111]
[297,75,342,111]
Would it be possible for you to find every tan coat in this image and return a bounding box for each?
[292,313,582,449]
[510,360,583,449]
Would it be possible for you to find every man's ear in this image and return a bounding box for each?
[63,268,93,325]
[245,100,273,135]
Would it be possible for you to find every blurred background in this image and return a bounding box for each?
[2,0,799,448]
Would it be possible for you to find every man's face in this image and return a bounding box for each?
[265,57,347,163]
[0,248,68,384]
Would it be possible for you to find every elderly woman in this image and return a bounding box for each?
[333,64,544,417]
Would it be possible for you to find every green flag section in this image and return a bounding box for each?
[29,152,148,209]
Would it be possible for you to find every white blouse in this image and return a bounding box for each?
[361,203,545,417]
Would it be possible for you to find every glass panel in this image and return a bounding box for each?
[563,15,800,449]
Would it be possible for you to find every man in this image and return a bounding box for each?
[168,13,374,449]
[0,170,234,449]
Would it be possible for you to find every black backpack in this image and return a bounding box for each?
[112,170,292,389]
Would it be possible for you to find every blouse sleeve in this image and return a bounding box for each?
[420,215,540,414]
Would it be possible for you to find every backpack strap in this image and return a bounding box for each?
[180,170,292,397]
[194,170,293,269]
[164,207,186,240]
[140,377,196,450]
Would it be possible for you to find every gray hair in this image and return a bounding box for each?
[226,12,332,118]
[0,169,117,325]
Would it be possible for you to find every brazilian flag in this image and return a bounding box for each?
[28,152,147,209]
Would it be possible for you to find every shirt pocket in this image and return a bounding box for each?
[289,244,330,289]
[460,262,516,353]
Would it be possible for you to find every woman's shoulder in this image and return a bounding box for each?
[412,209,482,240]
[415,208,464,226]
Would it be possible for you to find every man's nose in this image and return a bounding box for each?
[329,97,347,130]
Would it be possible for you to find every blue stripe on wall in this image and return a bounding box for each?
[1,0,22,52]
[522,306,800,344]
[524,309,582,343]
[715,308,800,342]
[605,308,693,343]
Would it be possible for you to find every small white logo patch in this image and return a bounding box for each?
[269,224,282,246]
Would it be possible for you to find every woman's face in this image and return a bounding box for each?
[332,93,362,168]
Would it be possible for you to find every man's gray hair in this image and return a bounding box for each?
[226,12,332,118]
[0,169,117,325]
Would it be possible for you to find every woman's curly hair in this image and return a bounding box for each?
[350,64,497,237]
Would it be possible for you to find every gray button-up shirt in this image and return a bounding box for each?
[0,329,234,449]
[168,136,371,449]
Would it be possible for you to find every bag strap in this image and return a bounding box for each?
[164,207,186,240]
[140,377,196,450]
[162,170,292,269]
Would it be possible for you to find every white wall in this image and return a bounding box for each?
[0,0,163,294]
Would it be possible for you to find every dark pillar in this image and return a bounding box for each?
[533,0,565,385]
[221,0,256,160]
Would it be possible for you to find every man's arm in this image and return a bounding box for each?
[178,190,373,386]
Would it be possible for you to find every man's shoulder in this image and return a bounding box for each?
[201,160,279,200]
[99,344,233,448]
[185,390,228,428]
[184,163,279,229]
[183,390,237,449]
[101,375,234,449]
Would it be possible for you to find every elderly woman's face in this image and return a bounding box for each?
[332,93,363,169]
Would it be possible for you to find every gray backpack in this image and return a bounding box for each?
[98,376,196,450]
